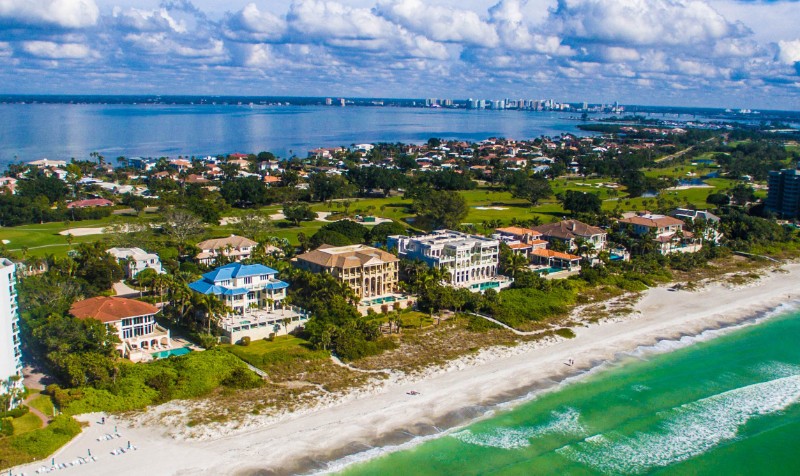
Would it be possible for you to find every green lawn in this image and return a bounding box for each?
[221,335,329,371]
[27,394,55,417]
[10,412,42,434]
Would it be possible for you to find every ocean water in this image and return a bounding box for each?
[335,304,800,475]
[0,104,588,169]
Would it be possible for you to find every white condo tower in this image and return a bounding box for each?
[0,258,22,408]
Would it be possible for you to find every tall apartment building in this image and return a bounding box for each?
[766,166,800,219]
[0,258,23,407]
[389,230,509,291]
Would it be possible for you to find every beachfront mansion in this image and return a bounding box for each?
[189,262,308,342]
[0,259,23,409]
[388,230,511,292]
[293,244,412,314]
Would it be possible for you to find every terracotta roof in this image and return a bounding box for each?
[496,226,542,237]
[70,296,159,323]
[508,243,532,250]
[533,220,605,240]
[197,234,257,251]
[295,244,398,269]
[531,249,581,260]
[619,215,684,228]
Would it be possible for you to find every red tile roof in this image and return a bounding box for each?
[70,297,159,323]
[66,198,114,209]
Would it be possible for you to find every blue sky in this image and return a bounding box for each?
[1,0,799,110]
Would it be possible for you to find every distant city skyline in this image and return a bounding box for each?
[0,0,798,110]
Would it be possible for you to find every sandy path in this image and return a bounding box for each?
[11,264,800,476]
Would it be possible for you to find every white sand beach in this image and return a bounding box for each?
[11,263,800,476]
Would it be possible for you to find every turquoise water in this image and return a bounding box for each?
[151,347,191,359]
[337,305,800,475]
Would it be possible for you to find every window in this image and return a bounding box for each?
[244,276,253,284]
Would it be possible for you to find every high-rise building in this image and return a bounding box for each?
[766,165,800,218]
[325,98,332,106]
[0,258,22,408]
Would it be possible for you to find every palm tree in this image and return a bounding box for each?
[503,252,528,278]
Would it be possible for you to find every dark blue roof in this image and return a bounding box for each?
[202,262,278,283]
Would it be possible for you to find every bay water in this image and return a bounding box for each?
[0,104,588,169]
[336,304,800,475]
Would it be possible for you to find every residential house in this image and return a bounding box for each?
[389,230,511,292]
[107,247,165,279]
[532,220,607,254]
[189,263,308,342]
[0,177,17,194]
[530,249,582,273]
[293,244,411,313]
[618,213,701,254]
[195,234,258,265]
[69,296,172,363]
[66,198,114,209]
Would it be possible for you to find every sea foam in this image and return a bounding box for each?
[451,407,585,449]
[557,373,800,474]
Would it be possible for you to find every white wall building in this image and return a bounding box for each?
[0,259,23,408]
[389,230,511,292]
[107,247,165,279]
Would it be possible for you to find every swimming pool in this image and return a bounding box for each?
[152,347,192,359]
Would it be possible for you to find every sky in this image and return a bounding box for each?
[0,0,799,110]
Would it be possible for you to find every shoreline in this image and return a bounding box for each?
[11,263,800,476]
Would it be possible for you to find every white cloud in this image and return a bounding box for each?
[0,0,99,28]
[21,40,93,59]
[488,0,574,55]
[225,3,286,42]
[778,39,800,65]
[288,0,395,41]
[600,46,641,62]
[553,0,747,46]
[375,0,500,47]
[112,6,188,33]
[123,32,226,60]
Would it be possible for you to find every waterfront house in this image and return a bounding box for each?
[532,220,607,254]
[107,247,165,279]
[69,296,172,362]
[389,230,512,293]
[618,213,701,255]
[293,244,412,314]
[530,249,582,273]
[188,262,308,342]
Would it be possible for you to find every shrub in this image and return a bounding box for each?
[221,367,262,389]
[240,336,251,346]
[0,406,29,419]
[554,328,576,339]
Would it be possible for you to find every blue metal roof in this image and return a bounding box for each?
[201,262,278,283]
[188,280,248,296]
[265,280,289,290]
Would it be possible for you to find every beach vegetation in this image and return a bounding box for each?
[0,415,82,470]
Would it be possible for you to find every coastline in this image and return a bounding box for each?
[11,263,800,476]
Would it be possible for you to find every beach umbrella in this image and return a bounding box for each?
[51,457,55,466]
[88,449,92,457]
[114,425,118,433]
